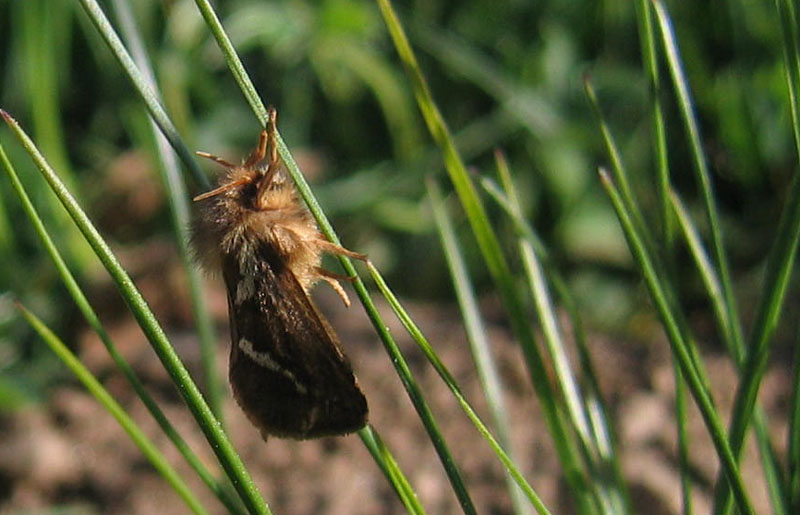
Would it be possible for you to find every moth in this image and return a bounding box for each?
[192,108,368,439]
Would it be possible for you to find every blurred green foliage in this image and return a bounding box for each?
[0,0,794,406]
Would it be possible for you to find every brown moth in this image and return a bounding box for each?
[192,108,368,439]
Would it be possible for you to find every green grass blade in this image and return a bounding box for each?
[355,287,476,514]
[0,140,245,514]
[494,153,624,513]
[584,77,650,250]
[777,0,800,156]
[671,189,788,514]
[360,263,476,514]
[478,173,629,512]
[359,426,426,515]
[18,0,93,273]
[75,0,209,190]
[585,68,716,403]
[712,157,800,515]
[16,303,209,515]
[109,0,223,424]
[598,167,754,514]
[673,363,692,515]
[634,0,672,245]
[366,260,549,515]
[669,192,735,354]
[632,4,692,507]
[375,0,591,508]
[1,110,271,515]
[427,177,538,515]
[709,0,800,510]
[651,0,745,375]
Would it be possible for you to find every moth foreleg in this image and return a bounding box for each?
[314,238,367,261]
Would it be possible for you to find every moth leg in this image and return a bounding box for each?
[195,151,236,169]
[316,267,352,307]
[314,238,367,261]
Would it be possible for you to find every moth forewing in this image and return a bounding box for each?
[192,108,368,439]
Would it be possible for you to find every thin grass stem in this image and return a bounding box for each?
[16,304,210,515]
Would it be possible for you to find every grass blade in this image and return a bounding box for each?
[427,177,533,515]
[1,110,271,515]
[598,167,754,514]
[478,173,629,512]
[651,0,745,382]
[359,426,426,515]
[712,159,800,514]
[634,0,672,245]
[671,190,788,514]
[494,152,625,513]
[375,0,592,508]
[366,260,549,515]
[16,303,209,515]
[0,140,245,514]
[75,0,209,190]
[708,0,800,510]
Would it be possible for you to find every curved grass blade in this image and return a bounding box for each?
[354,267,477,514]
[109,0,223,424]
[584,74,714,400]
[427,177,539,515]
[1,110,271,515]
[672,363,692,515]
[633,3,690,506]
[0,141,245,514]
[16,303,209,515]
[375,0,592,509]
[599,167,754,514]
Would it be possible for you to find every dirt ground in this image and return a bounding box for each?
[0,239,792,514]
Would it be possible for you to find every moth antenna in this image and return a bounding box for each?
[196,151,237,169]
[243,130,268,168]
[193,176,252,202]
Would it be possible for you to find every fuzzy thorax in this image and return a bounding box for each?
[192,165,324,292]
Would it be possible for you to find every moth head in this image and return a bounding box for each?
[193,108,281,210]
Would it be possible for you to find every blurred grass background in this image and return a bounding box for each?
[0,0,795,473]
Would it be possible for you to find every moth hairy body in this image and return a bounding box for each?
[192,108,368,440]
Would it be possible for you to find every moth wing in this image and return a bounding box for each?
[223,241,367,439]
